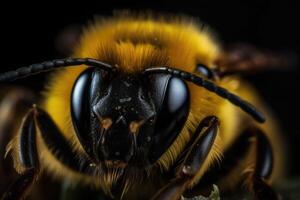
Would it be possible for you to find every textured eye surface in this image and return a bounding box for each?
[148,74,190,163]
[71,69,92,131]
[195,64,214,79]
[71,68,103,155]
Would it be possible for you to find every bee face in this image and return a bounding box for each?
[71,67,190,167]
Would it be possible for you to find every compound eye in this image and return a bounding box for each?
[148,74,190,163]
[195,64,214,79]
[71,68,102,155]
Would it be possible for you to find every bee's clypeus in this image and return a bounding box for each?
[0,13,287,200]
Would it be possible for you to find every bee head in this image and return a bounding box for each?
[71,67,190,167]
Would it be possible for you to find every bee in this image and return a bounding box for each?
[0,12,289,200]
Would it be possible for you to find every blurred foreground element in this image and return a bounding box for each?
[182,185,220,200]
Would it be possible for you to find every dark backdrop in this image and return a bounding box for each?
[0,0,299,175]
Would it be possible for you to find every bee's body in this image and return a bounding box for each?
[1,13,284,200]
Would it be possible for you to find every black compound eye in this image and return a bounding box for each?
[195,64,214,79]
[71,68,103,156]
[147,74,190,163]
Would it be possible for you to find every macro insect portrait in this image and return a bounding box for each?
[0,4,299,200]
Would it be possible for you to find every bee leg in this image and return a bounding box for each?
[249,127,277,200]
[2,106,93,200]
[0,89,34,172]
[183,126,277,199]
[33,107,111,199]
[1,108,39,200]
[34,107,92,172]
[0,89,35,194]
[151,116,219,200]
[183,128,253,197]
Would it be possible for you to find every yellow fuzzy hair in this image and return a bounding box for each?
[43,13,222,170]
[6,12,283,196]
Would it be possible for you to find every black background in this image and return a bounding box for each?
[0,0,299,175]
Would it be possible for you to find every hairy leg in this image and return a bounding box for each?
[1,106,98,200]
[184,126,278,200]
[0,89,34,168]
[2,109,39,200]
[249,127,277,200]
[151,116,219,200]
